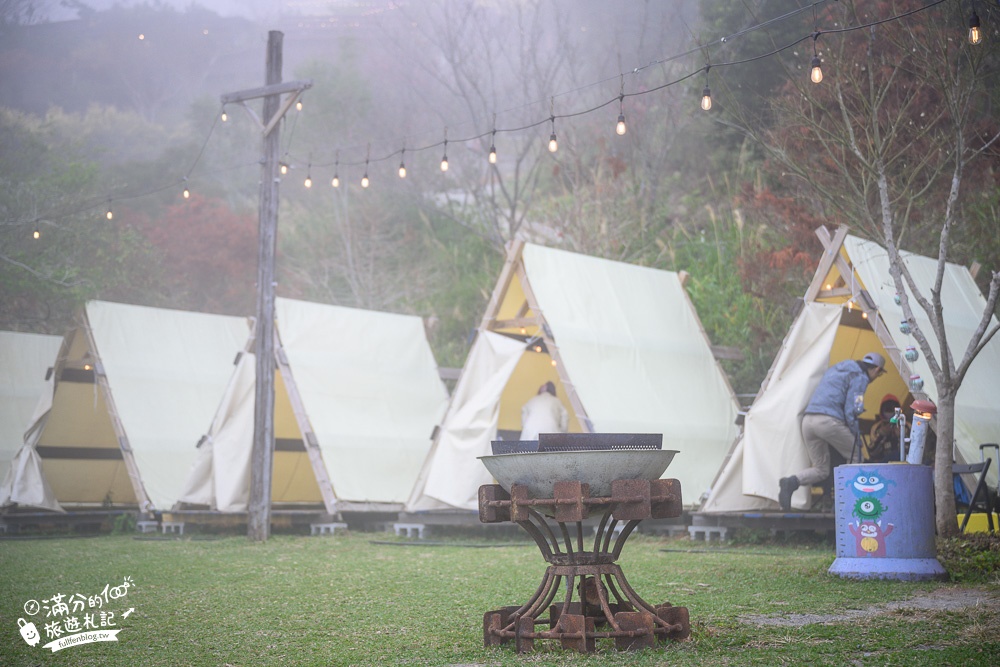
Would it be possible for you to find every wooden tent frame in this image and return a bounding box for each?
[269,326,339,515]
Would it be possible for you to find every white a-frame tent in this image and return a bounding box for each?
[0,331,63,487]
[407,241,742,512]
[0,301,249,513]
[177,297,449,514]
[701,226,1000,513]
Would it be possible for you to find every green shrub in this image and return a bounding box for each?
[936,533,1000,583]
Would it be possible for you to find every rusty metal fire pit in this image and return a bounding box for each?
[477,433,690,653]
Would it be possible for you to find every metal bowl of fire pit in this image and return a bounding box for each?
[478,449,677,499]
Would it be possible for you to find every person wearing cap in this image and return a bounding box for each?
[779,352,887,511]
[520,381,569,440]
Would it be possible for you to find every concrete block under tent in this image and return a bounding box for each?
[0,301,249,516]
[175,297,449,521]
[406,241,742,518]
[699,225,1000,518]
[0,331,63,488]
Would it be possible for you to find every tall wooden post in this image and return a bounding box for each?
[247,31,283,542]
[221,32,311,542]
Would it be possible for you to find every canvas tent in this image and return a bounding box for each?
[701,226,1000,513]
[0,332,63,485]
[407,241,742,512]
[0,301,249,513]
[177,297,449,514]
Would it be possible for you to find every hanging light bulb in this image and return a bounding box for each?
[280,162,289,175]
[810,55,823,83]
[32,227,40,239]
[398,147,406,178]
[616,80,627,135]
[440,145,449,172]
[809,32,823,84]
[548,99,558,152]
[105,201,113,220]
[304,173,312,188]
[969,11,982,45]
[489,117,498,164]
[701,85,712,111]
[220,107,228,122]
[332,153,340,188]
[295,99,303,111]
[182,185,190,199]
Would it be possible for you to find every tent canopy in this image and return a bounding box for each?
[701,228,1000,513]
[2,301,249,512]
[408,242,741,512]
[177,297,449,513]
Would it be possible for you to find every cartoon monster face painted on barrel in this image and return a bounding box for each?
[848,471,895,499]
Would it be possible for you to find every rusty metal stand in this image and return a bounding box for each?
[479,479,691,653]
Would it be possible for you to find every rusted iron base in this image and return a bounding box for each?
[479,480,690,654]
[483,562,689,653]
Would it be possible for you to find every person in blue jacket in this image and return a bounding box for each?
[778,352,886,511]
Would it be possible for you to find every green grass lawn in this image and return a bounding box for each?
[1,531,997,666]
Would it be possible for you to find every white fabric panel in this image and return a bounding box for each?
[522,245,742,503]
[701,302,842,512]
[176,352,256,511]
[846,236,1000,484]
[0,332,61,484]
[406,331,526,511]
[0,445,63,512]
[275,298,449,504]
[87,302,249,510]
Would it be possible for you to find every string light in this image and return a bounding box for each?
[362,145,370,187]
[331,152,340,188]
[700,65,712,111]
[279,161,289,176]
[182,177,190,199]
[489,114,498,164]
[15,1,967,228]
[441,129,449,172]
[548,98,558,152]
[304,163,312,188]
[295,98,303,111]
[616,75,627,135]
[32,226,40,239]
[810,32,823,83]
[105,200,113,220]
[398,146,406,178]
[968,10,982,44]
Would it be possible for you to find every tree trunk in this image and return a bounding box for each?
[932,390,958,538]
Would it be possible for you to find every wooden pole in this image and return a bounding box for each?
[247,30,283,542]
[220,35,309,542]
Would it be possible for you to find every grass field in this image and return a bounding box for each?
[1,531,997,666]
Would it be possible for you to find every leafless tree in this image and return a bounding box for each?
[724,0,1000,536]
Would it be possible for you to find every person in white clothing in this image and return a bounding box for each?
[520,381,569,440]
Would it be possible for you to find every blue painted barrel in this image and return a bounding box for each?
[828,463,947,581]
